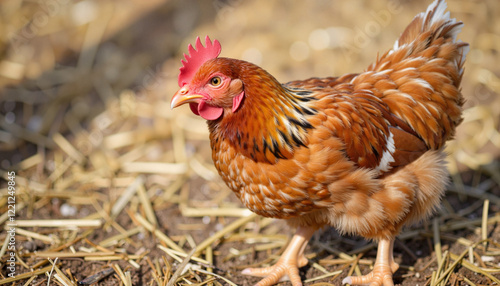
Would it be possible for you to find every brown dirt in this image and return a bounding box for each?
[1,0,500,285]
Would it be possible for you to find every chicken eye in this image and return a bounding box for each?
[210,76,222,86]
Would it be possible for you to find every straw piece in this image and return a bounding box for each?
[159,245,211,265]
[319,258,373,266]
[50,259,74,286]
[0,60,25,80]
[137,183,158,226]
[84,255,142,261]
[15,228,57,243]
[125,271,133,286]
[104,129,158,149]
[21,276,36,286]
[0,202,24,226]
[0,172,46,192]
[433,218,442,266]
[433,241,483,285]
[84,237,114,253]
[111,176,143,217]
[449,252,500,283]
[15,219,102,228]
[450,253,500,274]
[206,246,214,274]
[223,241,285,261]
[47,156,75,183]
[482,199,490,250]
[0,234,9,259]
[194,268,238,286]
[468,246,474,264]
[47,258,57,286]
[166,248,196,286]
[433,250,448,286]
[122,162,188,174]
[133,213,184,253]
[316,242,356,260]
[194,213,258,254]
[345,253,363,281]
[11,153,43,170]
[180,206,253,218]
[311,262,330,274]
[98,227,142,248]
[303,270,343,283]
[34,251,115,258]
[461,276,477,286]
[53,133,85,164]
[112,264,129,286]
[0,265,54,285]
[189,157,216,181]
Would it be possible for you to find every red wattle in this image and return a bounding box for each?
[198,101,223,120]
[189,103,200,115]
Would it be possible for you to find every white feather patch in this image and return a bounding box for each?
[427,0,450,25]
[413,78,434,92]
[374,131,395,174]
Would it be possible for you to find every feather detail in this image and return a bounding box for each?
[208,59,318,164]
[366,0,467,149]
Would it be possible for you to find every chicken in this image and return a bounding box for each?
[170,0,468,285]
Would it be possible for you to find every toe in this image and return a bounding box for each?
[242,262,304,286]
[253,271,285,286]
[242,266,275,277]
[382,275,395,286]
[286,265,302,286]
[343,264,396,286]
[343,272,374,285]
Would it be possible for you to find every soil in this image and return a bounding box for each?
[1,0,500,285]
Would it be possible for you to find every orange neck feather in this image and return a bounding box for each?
[208,59,317,164]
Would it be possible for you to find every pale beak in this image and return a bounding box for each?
[171,86,204,109]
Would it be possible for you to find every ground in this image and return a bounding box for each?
[1,0,500,285]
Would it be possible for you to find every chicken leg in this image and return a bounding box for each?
[343,238,399,286]
[242,225,317,286]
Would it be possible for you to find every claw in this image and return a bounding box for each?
[241,225,317,286]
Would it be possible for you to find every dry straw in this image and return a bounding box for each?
[0,0,499,285]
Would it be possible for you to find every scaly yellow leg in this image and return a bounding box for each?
[343,238,399,286]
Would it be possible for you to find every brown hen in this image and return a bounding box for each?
[171,0,468,285]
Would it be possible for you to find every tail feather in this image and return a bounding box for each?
[395,0,464,51]
[394,0,469,79]
[361,0,468,150]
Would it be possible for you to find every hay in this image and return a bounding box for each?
[0,0,499,285]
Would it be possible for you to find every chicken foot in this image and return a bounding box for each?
[343,238,398,286]
[242,225,317,286]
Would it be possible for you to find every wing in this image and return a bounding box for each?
[311,84,429,176]
[284,72,430,176]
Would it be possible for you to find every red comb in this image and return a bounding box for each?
[178,36,222,87]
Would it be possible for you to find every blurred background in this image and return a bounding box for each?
[0,0,498,170]
[0,0,499,285]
